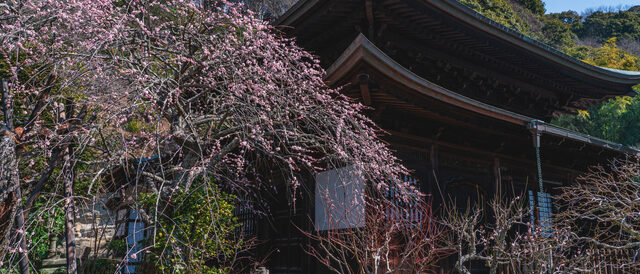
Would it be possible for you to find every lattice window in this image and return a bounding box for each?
[233,203,256,237]
[122,209,145,274]
[529,190,553,236]
[385,175,422,227]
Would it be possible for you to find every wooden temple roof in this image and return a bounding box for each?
[277,0,640,120]
[327,34,640,158]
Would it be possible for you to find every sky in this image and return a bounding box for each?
[544,0,640,14]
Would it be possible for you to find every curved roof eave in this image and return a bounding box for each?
[277,0,640,87]
[326,34,640,156]
[325,33,532,126]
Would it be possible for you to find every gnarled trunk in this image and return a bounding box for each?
[0,79,30,273]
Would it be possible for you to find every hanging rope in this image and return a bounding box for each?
[535,143,543,193]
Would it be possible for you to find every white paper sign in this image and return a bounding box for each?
[315,166,365,231]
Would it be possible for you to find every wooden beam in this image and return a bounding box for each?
[358,73,372,105]
[387,130,583,174]
[365,0,374,39]
[366,87,526,141]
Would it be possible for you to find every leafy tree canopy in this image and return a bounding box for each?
[577,9,640,41]
[541,18,576,48]
[458,0,531,34]
[566,37,640,71]
[513,0,545,15]
[553,96,640,147]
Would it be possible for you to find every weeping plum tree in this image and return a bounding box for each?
[1,0,123,272]
[1,0,417,272]
[99,0,416,269]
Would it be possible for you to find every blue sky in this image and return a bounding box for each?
[544,0,640,14]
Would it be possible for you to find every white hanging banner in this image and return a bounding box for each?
[314,166,365,231]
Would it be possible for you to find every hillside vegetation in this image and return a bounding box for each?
[459,0,640,147]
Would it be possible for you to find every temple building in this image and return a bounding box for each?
[248,0,640,272]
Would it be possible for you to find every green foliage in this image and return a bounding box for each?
[0,51,58,127]
[513,0,545,15]
[0,268,19,273]
[140,179,242,273]
[25,204,65,270]
[458,1,640,67]
[547,11,583,25]
[82,258,119,273]
[123,116,156,135]
[551,37,640,147]
[107,239,127,257]
[578,9,640,41]
[553,96,640,147]
[543,11,583,49]
[541,18,576,48]
[565,37,640,71]
[458,0,531,34]
[124,120,143,133]
[73,148,103,195]
[540,7,640,44]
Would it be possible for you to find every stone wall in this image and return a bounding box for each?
[40,194,122,273]
[75,196,118,259]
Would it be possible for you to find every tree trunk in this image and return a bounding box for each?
[0,79,30,273]
[15,192,30,274]
[63,146,77,274]
[0,79,16,252]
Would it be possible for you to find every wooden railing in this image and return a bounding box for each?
[583,248,637,274]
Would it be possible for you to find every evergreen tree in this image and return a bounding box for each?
[514,0,545,15]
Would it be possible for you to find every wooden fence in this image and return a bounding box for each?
[583,248,637,274]
[492,248,638,274]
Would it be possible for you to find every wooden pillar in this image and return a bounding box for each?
[493,157,502,197]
